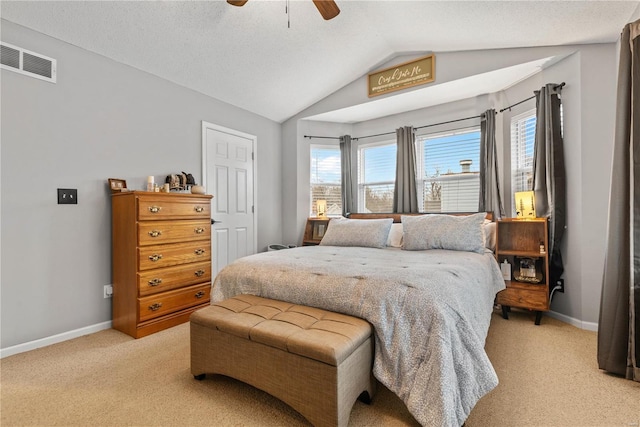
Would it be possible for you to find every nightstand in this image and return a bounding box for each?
[495,218,549,325]
[302,217,330,246]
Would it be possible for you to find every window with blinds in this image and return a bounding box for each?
[310,145,342,216]
[511,110,537,204]
[416,128,481,212]
[357,142,396,213]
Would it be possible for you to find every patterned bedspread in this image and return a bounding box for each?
[210,245,505,427]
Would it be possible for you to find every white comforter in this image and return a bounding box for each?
[211,245,505,427]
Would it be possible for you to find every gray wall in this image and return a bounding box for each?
[1,20,282,349]
[282,43,618,328]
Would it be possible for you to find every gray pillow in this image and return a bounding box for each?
[401,213,487,253]
[319,218,393,249]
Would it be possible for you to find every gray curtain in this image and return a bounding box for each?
[598,19,640,382]
[339,135,354,216]
[532,83,566,288]
[479,109,504,218]
[393,126,419,213]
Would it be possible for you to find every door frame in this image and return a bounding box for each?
[201,121,258,257]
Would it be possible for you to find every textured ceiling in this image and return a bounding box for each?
[1,1,638,123]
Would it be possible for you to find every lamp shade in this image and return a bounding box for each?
[514,191,536,218]
[316,199,327,217]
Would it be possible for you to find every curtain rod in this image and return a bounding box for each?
[303,135,341,140]
[304,114,483,141]
[414,114,484,131]
[499,82,566,113]
[352,114,484,141]
[305,82,566,140]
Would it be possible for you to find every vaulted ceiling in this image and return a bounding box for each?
[2,1,638,123]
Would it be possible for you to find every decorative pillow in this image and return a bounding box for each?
[401,212,487,253]
[386,223,403,248]
[320,217,393,249]
[484,220,497,251]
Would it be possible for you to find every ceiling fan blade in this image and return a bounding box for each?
[227,0,248,6]
[312,0,340,20]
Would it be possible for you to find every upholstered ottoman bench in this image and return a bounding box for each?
[190,294,375,427]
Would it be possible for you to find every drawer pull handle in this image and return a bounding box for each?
[195,291,205,299]
[148,254,163,262]
[195,249,205,255]
[148,230,162,237]
[194,227,205,234]
[148,206,162,213]
[194,269,205,277]
[194,206,204,213]
[149,303,163,311]
[148,278,162,286]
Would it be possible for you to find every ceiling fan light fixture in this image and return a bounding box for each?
[227,0,248,7]
[226,0,340,20]
[312,0,340,20]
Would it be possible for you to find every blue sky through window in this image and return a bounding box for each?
[311,147,340,184]
[312,130,481,184]
[421,130,481,178]
[363,143,396,183]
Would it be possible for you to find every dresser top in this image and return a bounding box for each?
[112,190,213,199]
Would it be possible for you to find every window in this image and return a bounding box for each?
[510,110,536,208]
[310,145,342,216]
[416,128,481,212]
[357,142,396,213]
[320,125,482,215]
[510,106,563,214]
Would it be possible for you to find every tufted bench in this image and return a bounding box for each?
[190,294,375,427]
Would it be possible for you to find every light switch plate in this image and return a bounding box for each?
[57,188,78,204]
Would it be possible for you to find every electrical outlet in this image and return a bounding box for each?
[57,188,78,204]
[104,284,113,298]
[556,279,565,293]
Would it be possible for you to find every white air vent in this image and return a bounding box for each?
[1,42,56,83]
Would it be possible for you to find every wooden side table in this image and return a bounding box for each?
[495,218,549,325]
[302,217,330,246]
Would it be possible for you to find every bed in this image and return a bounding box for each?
[210,212,505,427]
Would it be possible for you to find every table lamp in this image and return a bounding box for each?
[515,191,536,218]
[316,199,327,217]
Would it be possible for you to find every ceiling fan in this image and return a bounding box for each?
[227,0,340,21]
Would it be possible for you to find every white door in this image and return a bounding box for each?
[202,122,256,276]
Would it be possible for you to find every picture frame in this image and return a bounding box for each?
[108,178,127,193]
[367,54,435,97]
[312,222,326,240]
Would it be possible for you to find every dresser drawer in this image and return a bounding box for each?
[138,220,210,246]
[138,283,211,322]
[497,287,548,310]
[137,197,211,221]
[139,241,211,271]
[138,261,211,296]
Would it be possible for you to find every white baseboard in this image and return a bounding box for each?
[547,310,598,332]
[0,310,598,359]
[0,321,113,359]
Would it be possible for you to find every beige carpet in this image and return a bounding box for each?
[1,308,639,427]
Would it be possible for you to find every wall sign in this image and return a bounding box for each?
[368,54,435,97]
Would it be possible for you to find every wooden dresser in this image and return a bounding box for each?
[111,191,213,338]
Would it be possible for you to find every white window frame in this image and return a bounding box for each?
[309,143,342,217]
[510,109,537,215]
[415,126,481,213]
[356,139,397,213]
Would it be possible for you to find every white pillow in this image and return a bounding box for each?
[386,223,403,248]
[484,220,497,252]
[401,213,487,253]
[320,218,393,249]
